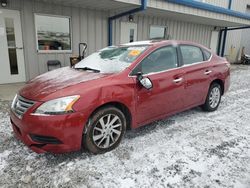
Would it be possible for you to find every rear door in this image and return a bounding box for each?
[132,45,185,125]
[179,45,212,107]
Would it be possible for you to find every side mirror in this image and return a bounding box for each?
[136,72,153,90]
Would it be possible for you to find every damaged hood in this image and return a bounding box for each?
[19,67,108,100]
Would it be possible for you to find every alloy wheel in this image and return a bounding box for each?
[92,114,122,149]
[209,87,221,108]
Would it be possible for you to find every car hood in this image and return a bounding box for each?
[20,67,109,101]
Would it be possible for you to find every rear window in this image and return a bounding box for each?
[180,45,204,65]
[203,49,212,61]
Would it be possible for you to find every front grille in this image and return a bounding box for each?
[11,95,35,119]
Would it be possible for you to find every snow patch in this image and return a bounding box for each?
[0,150,11,173]
[0,65,250,187]
[122,40,152,46]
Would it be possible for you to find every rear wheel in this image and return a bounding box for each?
[83,106,126,154]
[202,83,222,112]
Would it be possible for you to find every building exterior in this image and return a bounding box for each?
[241,4,250,55]
[0,0,250,84]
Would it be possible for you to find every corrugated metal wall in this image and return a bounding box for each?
[147,0,250,62]
[203,0,228,8]
[146,0,250,26]
[112,14,213,47]
[240,3,250,54]
[7,0,108,80]
[225,0,250,61]
[200,0,250,61]
[5,0,250,81]
[6,0,215,80]
[192,0,250,61]
[149,0,246,11]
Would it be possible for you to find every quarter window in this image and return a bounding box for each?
[180,45,204,65]
[203,49,212,61]
[135,46,178,74]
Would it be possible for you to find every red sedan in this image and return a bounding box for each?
[10,40,230,154]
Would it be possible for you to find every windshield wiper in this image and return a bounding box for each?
[75,67,100,73]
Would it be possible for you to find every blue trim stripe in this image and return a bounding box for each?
[166,0,250,20]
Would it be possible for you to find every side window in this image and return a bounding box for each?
[203,49,212,61]
[138,46,178,74]
[180,45,204,65]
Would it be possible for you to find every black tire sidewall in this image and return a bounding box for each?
[83,107,126,154]
[204,83,222,112]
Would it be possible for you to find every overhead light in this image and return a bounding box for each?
[128,15,134,22]
[1,0,7,7]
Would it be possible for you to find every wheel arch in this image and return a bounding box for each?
[210,79,225,95]
[88,101,132,130]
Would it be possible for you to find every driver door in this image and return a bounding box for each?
[132,46,185,125]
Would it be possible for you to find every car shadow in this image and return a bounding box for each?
[42,107,202,164]
[126,106,202,139]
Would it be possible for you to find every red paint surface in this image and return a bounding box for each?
[10,40,230,153]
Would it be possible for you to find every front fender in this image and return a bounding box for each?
[73,79,137,129]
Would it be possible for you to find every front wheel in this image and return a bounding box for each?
[83,106,126,154]
[202,83,222,112]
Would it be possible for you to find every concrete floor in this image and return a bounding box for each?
[0,82,25,100]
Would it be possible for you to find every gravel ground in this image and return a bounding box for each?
[0,65,250,188]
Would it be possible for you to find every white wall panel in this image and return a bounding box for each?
[147,0,250,26]
[225,0,250,60]
[113,14,213,47]
[203,0,228,8]
[241,4,250,54]
[6,0,109,80]
[6,0,250,80]
[148,0,250,62]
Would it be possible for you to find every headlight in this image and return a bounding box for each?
[11,94,18,109]
[34,95,80,115]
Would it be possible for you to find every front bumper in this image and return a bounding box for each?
[10,109,87,154]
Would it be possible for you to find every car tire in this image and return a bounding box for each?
[202,83,222,112]
[83,106,126,154]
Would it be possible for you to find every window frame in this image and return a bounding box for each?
[201,49,212,61]
[130,45,181,76]
[34,13,72,54]
[149,25,167,40]
[178,44,208,67]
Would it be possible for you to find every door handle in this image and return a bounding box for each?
[16,47,23,50]
[173,77,183,83]
[204,70,212,75]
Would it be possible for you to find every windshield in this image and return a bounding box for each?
[74,45,148,73]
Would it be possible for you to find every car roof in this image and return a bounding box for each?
[120,40,211,51]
